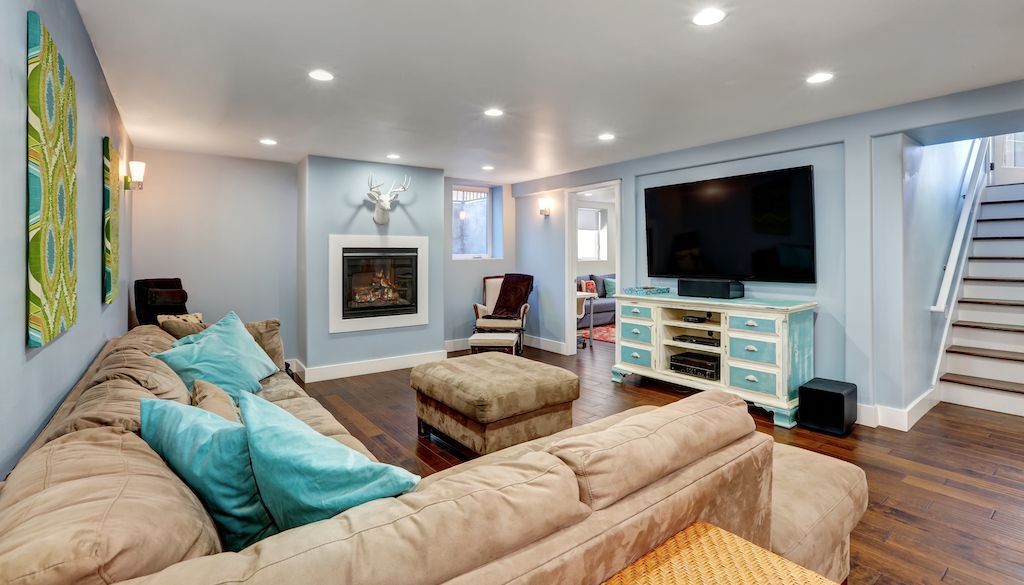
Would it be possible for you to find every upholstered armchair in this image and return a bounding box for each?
[473,275,531,354]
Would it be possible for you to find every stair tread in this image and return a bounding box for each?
[977,217,1024,222]
[947,344,1024,362]
[940,373,1024,395]
[963,277,1024,282]
[953,320,1024,333]
[973,236,1024,240]
[981,199,1024,205]
[968,256,1024,260]
[959,297,1024,307]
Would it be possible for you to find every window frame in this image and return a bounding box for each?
[576,206,608,262]
[451,185,493,260]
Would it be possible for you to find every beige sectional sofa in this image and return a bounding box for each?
[0,326,867,585]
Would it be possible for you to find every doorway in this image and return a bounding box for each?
[992,132,1024,186]
[564,180,622,355]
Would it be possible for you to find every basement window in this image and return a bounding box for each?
[577,207,608,261]
[452,186,492,259]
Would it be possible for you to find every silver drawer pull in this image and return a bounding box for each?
[631,328,641,335]
[745,320,759,327]
[631,352,641,359]
[745,374,759,383]
[631,308,641,314]
[744,345,758,352]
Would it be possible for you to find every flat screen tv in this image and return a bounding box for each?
[644,166,816,283]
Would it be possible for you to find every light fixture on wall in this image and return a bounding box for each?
[124,161,146,191]
[538,197,552,217]
[458,210,467,221]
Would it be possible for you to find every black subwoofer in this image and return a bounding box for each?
[797,378,857,436]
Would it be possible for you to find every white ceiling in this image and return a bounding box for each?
[76,0,1024,183]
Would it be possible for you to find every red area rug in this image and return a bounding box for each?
[580,324,616,344]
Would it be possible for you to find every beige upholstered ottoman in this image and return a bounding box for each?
[410,352,580,455]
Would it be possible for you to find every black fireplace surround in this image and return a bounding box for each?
[342,247,418,319]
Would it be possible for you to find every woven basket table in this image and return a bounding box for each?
[602,522,837,585]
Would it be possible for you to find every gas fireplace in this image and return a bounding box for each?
[342,248,418,319]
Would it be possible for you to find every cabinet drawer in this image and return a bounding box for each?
[728,336,778,365]
[621,345,653,368]
[620,304,653,320]
[620,321,653,344]
[729,366,777,395]
[728,315,777,335]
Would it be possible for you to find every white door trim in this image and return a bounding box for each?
[564,180,622,355]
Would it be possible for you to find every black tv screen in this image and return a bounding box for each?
[644,166,816,283]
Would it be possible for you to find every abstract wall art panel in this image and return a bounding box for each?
[27,11,78,348]
[102,137,120,304]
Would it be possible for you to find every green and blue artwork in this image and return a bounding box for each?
[103,137,121,304]
[27,11,78,348]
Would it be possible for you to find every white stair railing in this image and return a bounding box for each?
[931,137,991,314]
[929,137,991,389]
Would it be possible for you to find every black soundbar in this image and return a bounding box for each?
[677,278,744,299]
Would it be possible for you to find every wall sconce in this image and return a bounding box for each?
[458,210,467,221]
[538,197,552,217]
[124,161,146,191]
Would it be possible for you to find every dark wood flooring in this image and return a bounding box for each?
[305,341,1024,585]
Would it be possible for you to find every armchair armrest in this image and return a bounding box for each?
[519,303,530,322]
[473,304,491,319]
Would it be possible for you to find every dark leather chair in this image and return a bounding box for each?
[134,278,189,326]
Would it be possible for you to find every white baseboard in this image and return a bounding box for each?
[287,359,306,380]
[301,350,448,383]
[524,334,572,356]
[855,404,879,428]
[855,387,938,432]
[444,338,470,351]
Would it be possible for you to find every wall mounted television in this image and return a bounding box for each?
[644,166,816,283]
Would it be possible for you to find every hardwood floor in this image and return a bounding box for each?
[305,341,1024,585]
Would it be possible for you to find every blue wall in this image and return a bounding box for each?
[299,156,445,368]
[0,0,133,476]
[513,80,1024,412]
[442,179,517,344]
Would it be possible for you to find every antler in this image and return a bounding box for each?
[388,175,411,196]
[367,174,385,201]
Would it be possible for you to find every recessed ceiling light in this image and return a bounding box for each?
[598,133,616,141]
[259,138,277,146]
[481,165,495,171]
[583,192,593,197]
[308,69,334,81]
[692,7,726,26]
[484,108,504,117]
[386,153,401,160]
[806,72,835,84]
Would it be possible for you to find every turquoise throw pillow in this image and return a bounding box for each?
[139,399,277,551]
[152,311,277,397]
[604,277,617,296]
[237,392,420,530]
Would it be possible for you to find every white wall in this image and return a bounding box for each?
[443,179,516,346]
[1,0,133,476]
[131,148,299,356]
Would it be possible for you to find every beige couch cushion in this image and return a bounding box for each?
[771,443,868,581]
[113,452,589,585]
[192,380,240,422]
[106,325,175,355]
[44,380,155,441]
[89,349,189,403]
[410,352,579,423]
[160,318,286,370]
[547,391,754,510]
[258,371,307,402]
[0,428,220,585]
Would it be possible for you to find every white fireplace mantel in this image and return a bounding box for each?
[328,234,429,333]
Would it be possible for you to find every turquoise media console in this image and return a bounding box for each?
[612,292,816,428]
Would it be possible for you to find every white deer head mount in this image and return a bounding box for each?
[366,173,411,225]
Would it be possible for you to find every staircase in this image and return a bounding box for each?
[940,183,1024,416]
